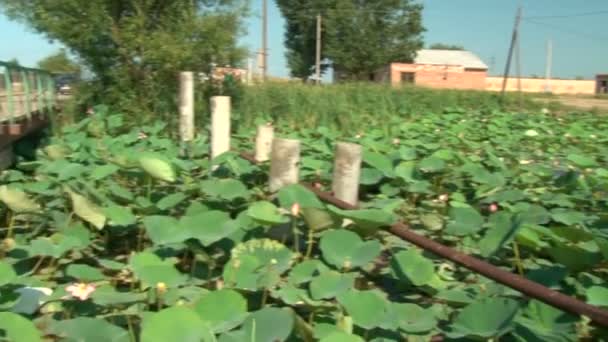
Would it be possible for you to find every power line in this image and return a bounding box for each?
[522,18,608,42]
[526,10,608,19]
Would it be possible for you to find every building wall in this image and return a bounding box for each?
[390,63,487,90]
[486,76,596,95]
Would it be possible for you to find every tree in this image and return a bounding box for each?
[276,0,425,81]
[0,0,248,119]
[5,58,20,67]
[37,49,81,74]
[429,43,464,50]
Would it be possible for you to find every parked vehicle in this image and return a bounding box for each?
[53,74,79,95]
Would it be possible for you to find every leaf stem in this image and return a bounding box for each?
[305,228,315,260]
[6,211,15,239]
[512,241,524,276]
[292,219,299,254]
[260,288,269,308]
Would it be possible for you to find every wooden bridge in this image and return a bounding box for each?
[0,61,55,169]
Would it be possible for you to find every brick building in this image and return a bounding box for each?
[375,49,489,89]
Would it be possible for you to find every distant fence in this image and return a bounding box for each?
[486,76,597,95]
[0,61,56,124]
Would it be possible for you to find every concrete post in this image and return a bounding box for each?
[179,72,194,143]
[332,142,362,206]
[210,96,231,160]
[269,138,300,192]
[255,123,274,162]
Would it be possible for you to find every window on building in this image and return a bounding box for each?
[401,72,415,84]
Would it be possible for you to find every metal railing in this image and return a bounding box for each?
[0,61,56,124]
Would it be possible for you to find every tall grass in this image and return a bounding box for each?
[232,82,544,134]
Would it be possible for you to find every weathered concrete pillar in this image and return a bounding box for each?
[332,142,362,206]
[255,123,274,162]
[269,138,300,192]
[210,96,231,159]
[179,72,195,143]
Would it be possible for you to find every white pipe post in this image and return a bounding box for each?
[255,123,274,162]
[269,138,300,192]
[210,96,231,162]
[179,72,195,143]
[332,142,362,206]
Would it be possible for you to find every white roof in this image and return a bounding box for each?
[414,49,488,70]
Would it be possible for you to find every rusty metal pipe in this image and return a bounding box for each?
[238,151,608,327]
[301,183,608,328]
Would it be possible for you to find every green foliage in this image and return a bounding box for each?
[0,104,606,341]
[37,48,81,74]
[428,43,465,50]
[0,0,248,121]
[276,0,424,80]
[234,82,545,134]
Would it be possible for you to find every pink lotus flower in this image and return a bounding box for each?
[65,283,96,301]
[489,203,499,213]
[291,203,301,217]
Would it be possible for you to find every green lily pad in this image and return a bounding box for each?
[0,261,17,286]
[327,205,397,236]
[194,289,249,333]
[390,249,435,286]
[309,271,356,300]
[337,290,387,329]
[65,264,106,282]
[156,193,187,210]
[420,213,444,231]
[319,230,382,269]
[139,154,176,183]
[301,207,337,232]
[363,151,394,177]
[447,298,520,339]
[288,260,326,285]
[143,216,187,246]
[567,154,597,168]
[103,205,137,226]
[278,184,324,209]
[242,307,294,342]
[479,212,523,257]
[201,179,249,201]
[180,211,240,247]
[223,239,295,290]
[91,285,144,306]
[68,190,106,230]
[90,164,120,181]
[0,312,42,342]
[49,317,130,342]
[445,206,484,236]
[141,307,215,342]
[587,286,608,307]
[0,185,40,213]
[129,252,187,288]
[320,332,364,342]
[383,303,437,333]
[247,201,290,225]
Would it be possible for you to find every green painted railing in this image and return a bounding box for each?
[0,61,56,124]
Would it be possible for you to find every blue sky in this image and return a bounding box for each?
[2,0,607,79]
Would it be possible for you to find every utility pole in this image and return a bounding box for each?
[501,5,523,98]
[315,13,322,84]
[515,24,523,108]
[544,39,553,93]
[262,0,268,81]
